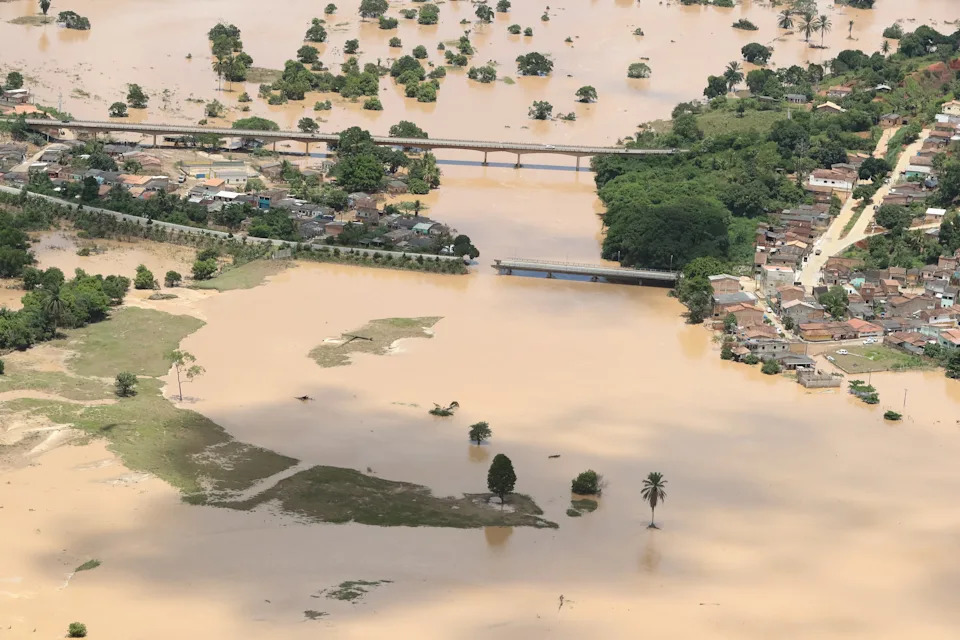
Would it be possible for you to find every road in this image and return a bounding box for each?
[797,127,928,290]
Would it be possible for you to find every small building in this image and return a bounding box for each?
[825,86,853,99]
[744,338,791,357]
[884,332,931,355]
[722,303,764,328]
[798,321,856,342]
[324,221,346,237]
[713,291,759,316]
[879,113,903,127]
[1,88,31,104]
[759,265,796,298]
[776,284,807,307]
[357,207,381,226]
[785,93,808,104]
[886,294,937,317]
[708,274,741,295]
[942,100,960,117]
[781,299,825,325]
[815,101,846,114]
[809,169,854,192]
[845,318,884,338]
[776,354,816,371]
[412,221,437,236]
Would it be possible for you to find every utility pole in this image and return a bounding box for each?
[903,388,908,411]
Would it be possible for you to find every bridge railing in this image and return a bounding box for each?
[498,257,678,275]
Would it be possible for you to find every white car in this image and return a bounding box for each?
[826,355,835,362]
[836,349,849,355]
[863,338,877,344]
[543,144,556,149]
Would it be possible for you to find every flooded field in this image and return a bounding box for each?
[4,0,960,637]
[2,0,958,143]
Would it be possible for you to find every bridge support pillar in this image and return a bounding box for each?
[515,153,521,168]
[305,142,310,156]
[546,271,554,278]
[591,275,598,282]
[483,151,488,166]
[152,134,157,148]
[576,157,581,171]
[272,141,277,152]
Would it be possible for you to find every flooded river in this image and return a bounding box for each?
[4,0,960,638]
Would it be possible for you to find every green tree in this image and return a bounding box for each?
[741,43,772,65]
[305,19,327,42]
[761,359,782,375]
[641,471,667,528]
[297,45,320,64]
[335,153,384,192]
[627,62,652,79]
[39,0,51,15]
[126,84,148,108]
[133,264,156,290]
[467,65,497,83]
[777,10,793,29]
[232,116,280,131]
[723,61,743,92]
[874,204,913,235]
[723,313,738,333]
[469,421,492,445]
[475,3,494,22]
[818,285,849,318]
[703,75,727,99]
[946,350,960,379]
[79,176,100,202]
[359,0,388,18]
[418,3,439,24]
[388,120,428,138]
[5,71,24,89]
[516,52,553,76]
[571,470,601,495]
[298,117,319,133]
[496,0,511,11]
[344,39,359,54]
[528,100,553,120]
[108,101,128,117]
[487,453,517,504]
[816,14,831,47]
[720,342,735,360]
[164,270,182,287]
[412,44,428,59]
[68,623,87,638]
[799,11,816,42]
[324,3,337,14]
[115,372,137,397]
[41,288,65,329]
[192,258,217,280]
[575,85,597,103]
[204,99,224,118]
[169,350,205,401]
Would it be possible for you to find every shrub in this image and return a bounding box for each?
[633,27,644,35]
[0,359,4,375]
[344,39,359,54]
[882,23,903,39]
[164,270,182,287]
[192,258,217,280]
[523,27,533,36]
[720,343,734,360]
[468,421,492,444]
[379,16,398,29]
[571,470,601,495]
[761,359,781,375]
[115,371,137,397]
[363,97,383,110]
[627,62,651,79]
[743,353,760,365]
[133,264,156,290]
[732,19,757,30]
[412,45,428,59]
[68,623,87,638]
[883,411,902,421]
[507,23,521,34]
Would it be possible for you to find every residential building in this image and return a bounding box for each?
[743,338,791,357]
[722,303,764,328]
[885,294,937,317]
[785,93,808,104]
[759,265,795,298]
[845,318,884,338]
[781,299,825,325]
[884,332,931,355]
[798,321,856,341]
[707,274,740,295]
[942,99,960,117]
[776,285,806,307]
[775,354,817,371]
[815,101,846,114]
[825,86,852,99]
[809,169,855,192]
[879,113,903,127]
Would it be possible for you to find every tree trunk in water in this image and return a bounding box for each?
[650,505,655,527]
[177,368,183,401]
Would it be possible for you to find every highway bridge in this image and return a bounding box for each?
[493,258,679,285]
[19,118,681,170]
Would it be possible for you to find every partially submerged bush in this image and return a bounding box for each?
[571,469,602,495]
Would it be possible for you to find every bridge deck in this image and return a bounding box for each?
[20,118,680,156]
[493,258,678,282]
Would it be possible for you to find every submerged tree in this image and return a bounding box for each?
[777,10,793,30]
[575,85,597,103]
[487,453,517,505]
[170,350,205,401]
[39,0,51,15]
[641,471,667,529]
[469,421,492,445]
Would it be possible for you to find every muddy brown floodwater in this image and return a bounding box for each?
[4,0,960,638]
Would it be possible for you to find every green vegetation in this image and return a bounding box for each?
[305,18,327,42]
[576,85,597,103]
[849,379,879,404]
[418,3,439,24]
[467,65,497,83]
[469,421,492,445]
[126,83,148,109]
[108,102,128,118]
[191,260,290,292]
[516,52,553,76]
[57,11,90,30]
[68,622,87,638]
[114,372,137,397]
[309,317,441,368]
[359,0,388,18]
[0,368,111,402]
[487,453,517,504]
[641,471,667,529]
[761,359,782,375]
[571,470,601,495]
[830,345,928,374]
[884,410,902,421]
[134,264,157,290]
[507,24,521,35]
[324,579,392,602]
[224,465,555,527]
[571,498,598,513]
[732,19,757,31]
[528,100,553,120]
[627,62,651,79]
[429,400,459,417]
[741,43,772,65]
[304,610,328,620]
[75,559,101,572]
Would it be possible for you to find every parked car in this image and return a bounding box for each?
[836,349,849,355]
[815,249,822,255]
[863,338,877,344]
[826,355,835,362]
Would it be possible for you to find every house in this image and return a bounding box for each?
[256,189,288,210]
[740,325,779,340]
[213,190,241,203]
[776,285,807,307]
[938,254,959,272]
[938,285,958,308]
[816,101,846,114]
[324,221,346,237]
[798,321,856,341]
[708,274,741,295]
[936,328,960,349]
[785,93,808,104]
[298,219,327,239]
[384,229,414,244]
[1,88,30,104]
[879,113,903,127]
[879,279,900,297]
[885,294,937,317]
[919,308,960,327]
[905,164,932,179]
[713,291,758,307]
[781,299,826,325]
[925,207,947,222]
[809,169,854,192]
[0,143,27,168]
[776,354,816,371]
[201,177,226,191]
[884,332,931,355]
[825,86,853,99]
[877,317,924,334]
[722,303,764,328]
[412,222,436,236]
[759,265,796,298]
[942,100,960,117]
[848,302,876,321]
[743,338,791,357]
[357,207,381,226]
[845,318,884,338]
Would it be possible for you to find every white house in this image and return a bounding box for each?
[942,100,960,117]
[809,169,854,192]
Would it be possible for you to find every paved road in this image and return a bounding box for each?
[797,127,927,290]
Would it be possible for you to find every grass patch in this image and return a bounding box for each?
[571,498,598,513]
[566,508,581,517]
[222,465,557,528]
[309,317,441,368]
[0,368,112,402]
[323,579,392,603]
[501,76,515,85]
[840,203,867,239]
[245,67,283,84]
[75,559,101,572]
[829,345,929,374]
[303,610,328,620]
[647,106,784,137]
[148,293,178,300]
[191,260,291,292]
[9,15,54,26]
[54,307,204,378]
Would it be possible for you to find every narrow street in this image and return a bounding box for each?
[797,127,928,290]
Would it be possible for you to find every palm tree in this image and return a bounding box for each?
[817,14,832,47]
[211,56,226,92]
[723,61,744,92]
[641,471,667,529]
[881,39,890,54]
[799,12,815,43]
[848,20,854,39]
[777,10,793,30]
[41,289,65,330]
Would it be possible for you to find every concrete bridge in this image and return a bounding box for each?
[493,258,679,285]
[19,118,681,170]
